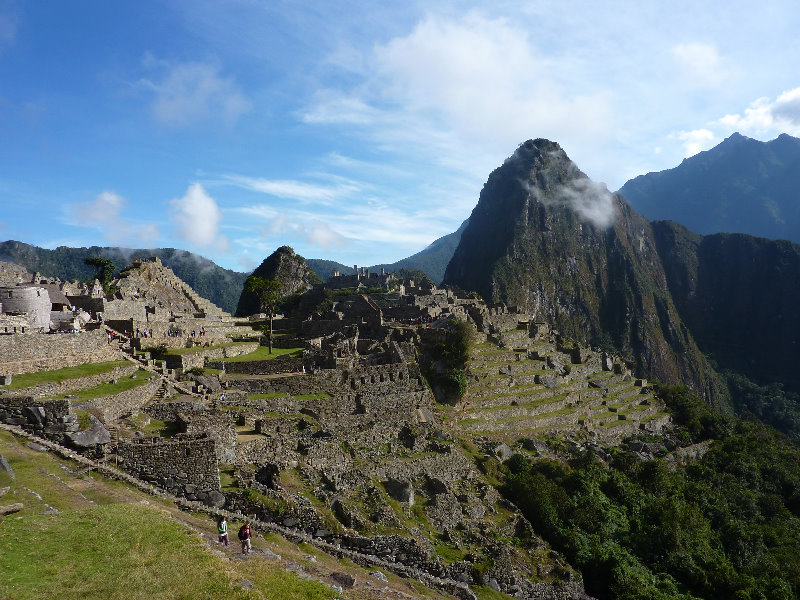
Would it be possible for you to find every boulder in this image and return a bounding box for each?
[66,415,111,447]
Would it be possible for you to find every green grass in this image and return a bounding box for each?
[5,360,129,389]
[50,370,151,400]
[221,345,303,362]
[434,542,468,564]
[0,504,333,600]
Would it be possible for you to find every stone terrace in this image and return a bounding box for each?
[455,335,671,445]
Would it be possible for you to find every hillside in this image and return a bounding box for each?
[0,241,249,315]
[618,132,800,242]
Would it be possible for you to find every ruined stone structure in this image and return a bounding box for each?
[117,436,223,505]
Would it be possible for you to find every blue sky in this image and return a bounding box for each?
[2,1,799,272]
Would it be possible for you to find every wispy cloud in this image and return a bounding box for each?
[136,56,251,127]
[69,191,160,245]
[170,183,229,251]
[219,174,361,204]
[300,11,614,179]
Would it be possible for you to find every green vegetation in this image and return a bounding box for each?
[84,256,115,293]
[5,360,129,389]
[421,319,476,404]
[724,370,800,438]
[50,370,151,400]
[501,385,800,600]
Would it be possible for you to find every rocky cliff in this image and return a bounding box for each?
[444,139,724,406]
[235,246,321,316]
[653,220,800,393]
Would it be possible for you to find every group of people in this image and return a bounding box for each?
[135,328,153,338]
[217,516,252,554]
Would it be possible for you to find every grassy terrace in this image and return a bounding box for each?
[0,430,335,600]
[47,369,152,400]
[4,360,130,389]
[219,345,303,362]
[467,391,570,414]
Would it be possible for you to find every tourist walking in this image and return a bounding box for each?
[218,516,229,546]
[238,522,252,554]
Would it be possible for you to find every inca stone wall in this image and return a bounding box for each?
[179,409,236,463]
[0,396,76,443]
[206,356,304,375]
[0,329,119,376]
[144,400,209,422]
[117,436,222,505]
[79,374,161,422]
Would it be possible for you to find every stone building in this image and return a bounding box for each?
[0,286,52,330]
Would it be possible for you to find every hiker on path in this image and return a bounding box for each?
[238,522,252,554]
[218,516,229,546]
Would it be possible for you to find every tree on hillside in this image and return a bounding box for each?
[243,276,282,354]
[84,256,115,294]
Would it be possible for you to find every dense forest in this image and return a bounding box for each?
[501,385,800,600]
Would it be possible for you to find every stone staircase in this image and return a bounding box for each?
[455,338,672,445]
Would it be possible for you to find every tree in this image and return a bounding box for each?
[243,276,282,354]
[84,256,115,294]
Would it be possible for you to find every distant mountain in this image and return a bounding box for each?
[0,241,248,314]
[618,132,800,242]
[444,139,725,406]
[370,220,468,284]
[306,220,468,285]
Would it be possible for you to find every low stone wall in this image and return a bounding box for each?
[145,400,208,422]
[228,373,328,396]
[10,363,138,398]
[117,435,222,505]
[0,329,119,376]
[161,342,258,371]
[0,396,76,443]
[80,375,162,422]
[206,356,304,375]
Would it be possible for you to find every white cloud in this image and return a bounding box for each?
[170,183,228,249]
[718,87,800,136]
[70,191,160,245]
[137,57,251,127]
[220,174,360,204]
[672,42,730,87]
[674,128,716,157]
[301,12,614,172]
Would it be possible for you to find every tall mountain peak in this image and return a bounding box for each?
[445,141,723,405]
